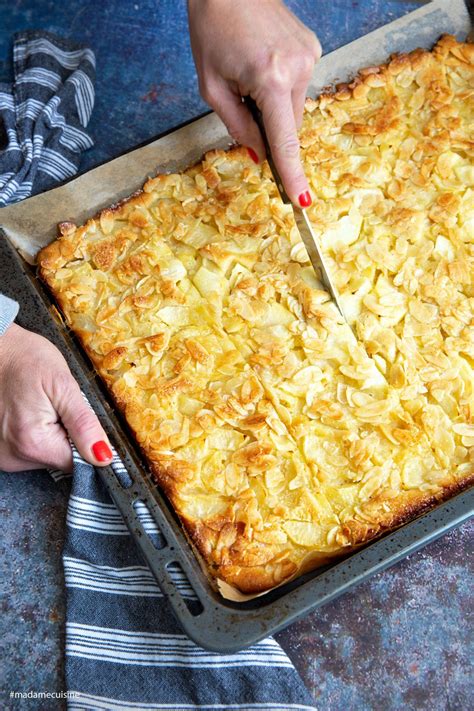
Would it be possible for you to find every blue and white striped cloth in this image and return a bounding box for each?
[0,31,317,711]
[0,293,18,335]
[0,30,95,206]
[64,448,317,710]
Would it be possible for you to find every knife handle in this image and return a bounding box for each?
[244,95,292,205]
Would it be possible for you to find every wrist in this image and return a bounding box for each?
[0,294,19,337]
[189,0,282,9]
[0,324,20,377]
[0,322,20,349]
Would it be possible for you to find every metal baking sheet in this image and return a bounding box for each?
[1,0,473,651]
[1,234,472,653]
[1,236,472,653]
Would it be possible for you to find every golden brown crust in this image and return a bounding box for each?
[38,37,473,594]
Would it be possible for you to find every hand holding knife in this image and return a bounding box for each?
[244,96,350,327]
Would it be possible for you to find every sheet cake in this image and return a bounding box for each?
[39,36,474,593]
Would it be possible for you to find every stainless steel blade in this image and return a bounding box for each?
[293,207,348,323]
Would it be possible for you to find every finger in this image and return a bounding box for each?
[0,456,48,473]
[261,91,310,206]
[292,84,308,131]
[202,79,265,161]
[37,424,74,473]
[52,374,113,467]
[6,423,73,472]
[291,57,316,130]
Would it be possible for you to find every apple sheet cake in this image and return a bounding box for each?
[39,36,473,593]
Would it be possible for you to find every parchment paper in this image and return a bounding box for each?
[1,0,471,263]
[0,0,471,602]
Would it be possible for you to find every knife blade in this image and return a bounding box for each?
[291,205,347,320]
[244,96,349,325]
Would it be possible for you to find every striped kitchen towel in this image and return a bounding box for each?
[0,30,95,206]
[65,447,317,710]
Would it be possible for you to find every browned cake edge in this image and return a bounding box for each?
[37,34,474,594]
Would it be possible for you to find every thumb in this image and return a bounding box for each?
[53,375,113,467]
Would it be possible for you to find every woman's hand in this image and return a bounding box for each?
[0,324,113,473]
[188,0,321,206]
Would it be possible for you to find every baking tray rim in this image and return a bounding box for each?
[1,229,472,652]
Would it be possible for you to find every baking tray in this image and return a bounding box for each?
[1,236,472,654]
[1,0,473,652]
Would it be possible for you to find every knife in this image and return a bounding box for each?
[244,96,348,325]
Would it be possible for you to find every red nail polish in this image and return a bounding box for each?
[298,191,312,208]
[247,147,259,164]
[92,440,112,462]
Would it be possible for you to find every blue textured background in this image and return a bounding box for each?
[0,0,426,172]
[1,2,473,710]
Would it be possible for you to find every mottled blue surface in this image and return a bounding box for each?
[1,1,472,710]
[0,0,421,172]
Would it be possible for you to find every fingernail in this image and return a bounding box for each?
[298,191,312,208]
[247,147,259,164]
[92,440,113,462]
